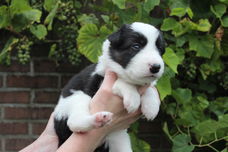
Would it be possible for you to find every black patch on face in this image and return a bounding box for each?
[156,32,166,55]
[108,24,148,68]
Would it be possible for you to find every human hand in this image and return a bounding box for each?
[90,70,149,135]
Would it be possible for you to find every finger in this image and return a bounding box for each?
[122,114,142,130]
[129,115,141,123]
[122,109,141,120]
[100,69,117,90]
[131,109,142,117]
[138,84,150,95]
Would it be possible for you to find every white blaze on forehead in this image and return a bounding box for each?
[131,22,159,44]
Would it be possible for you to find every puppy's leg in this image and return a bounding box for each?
[141,87,160,120]
[54,91,113,132]
[112,78,140,113]
[106,129,132,152]
[68,111,113,132]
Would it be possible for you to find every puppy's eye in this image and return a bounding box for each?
[131,43,141,50]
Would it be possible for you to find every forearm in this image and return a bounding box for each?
[19,133,58,152]
[57,129,106,152]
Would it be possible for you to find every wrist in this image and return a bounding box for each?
[19,133,58,152]
[57,128,107,152]
[81,128,107,148]
[34,133,58,152]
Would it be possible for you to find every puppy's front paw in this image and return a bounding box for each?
[93,111,113,128]
[141,103,159,120]
[124,93,140,113]
[141,93,160,120]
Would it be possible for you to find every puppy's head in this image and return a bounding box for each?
[100,22,165,85]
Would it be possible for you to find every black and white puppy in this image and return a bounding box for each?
[54,22,165,152]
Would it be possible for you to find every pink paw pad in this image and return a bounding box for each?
[93,112,113,128]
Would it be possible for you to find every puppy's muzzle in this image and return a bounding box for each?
[150,64,161,74]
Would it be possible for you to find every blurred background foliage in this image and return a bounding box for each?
[0,0,227,151]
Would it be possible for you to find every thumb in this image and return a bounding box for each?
[100,69,117,90]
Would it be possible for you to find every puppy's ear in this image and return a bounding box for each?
[156,31,166,55]
[108,24,129,47]
[108,30,121,46]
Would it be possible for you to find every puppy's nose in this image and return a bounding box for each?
[150,64,161,74]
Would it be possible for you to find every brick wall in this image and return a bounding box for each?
[0,57,170,152]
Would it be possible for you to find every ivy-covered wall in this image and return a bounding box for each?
[0,0,227,152]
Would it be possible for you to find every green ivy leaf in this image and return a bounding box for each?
[170,7,186,18]
[30,24,47,40]
[44,2,59,30]
[221,148,228,152]
[11,9,41,32]
[210,4,227,19]
[166,103,177,116]
[176,108,200,126]
[22,9,41,23]
[10,0,31,15]
[186,7,194,19]
[196,96,209,111]
[157,75,171,100]
[176,36,187,47]
[199,56,224,80]
[161,18,187,36]
[172,134,194,152]
[219,0,228,4]
[163,47,181,73]
[175,48,185,63]
[208,97,228,117]
[10,0,42,32]
[196,19,211,32]
[130,132,151,152]
[161,18,179,31]
[172,88,192,104]
[169,0,189,9]
[78,14,99,26]
[170,7,193,18]
[218,114,228,128]
[157,67,175,100]
[189,35,214,58]
[48,44,57,58]
[192,115,228,137]
[180,18,211,32]
[0,37,19,65]
[163,122,173,141]
[130,122,140,134]
[222,15,228,27]
[101,15,110,24]
[112,0,125,9]
[44,0,58,12]
[192,120,219,136]
[143,0,160,13]
[0,6,10,28]
[77,24,112,63]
